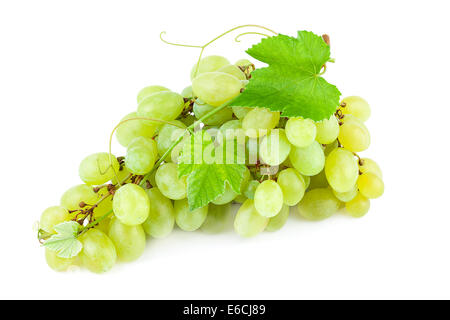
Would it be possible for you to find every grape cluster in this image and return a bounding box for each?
[38,55,384,273]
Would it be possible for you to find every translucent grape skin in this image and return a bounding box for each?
[143,188,175,238]
[201,203,233,233]
[297,188,341,221]
[45,248,76,272]
[218,64,246,80]
[190,55,230,79]
[259,129,291,166]
[116,112,158,148]
[266,204,289,232]
[137,85,170,104]
[234,199,269,237]
[156,120,186,157]
[174,199,208,231]
[40,206,71,234]
[108,217,146,262]
[338,115,371,152]
[315,115,340,144]
[254,180,284,218]
[181,86,193,99]
[232,106,252,120]
[325,148,359,193]
[155,163,187,200]
[277,168,306,206]
[125,137,157,175]
[79,229,117,274]
[289,141,325,176]
[308,170,329,190]
[332,184,358,202]
[357,172,384,199]
[79,152,120,186]
[345,192,370,218]
[112,184,150,226]
[242,108,280,138]
[192,72,242,107]
[359,158,383,179]
[61,184,98,211]
[285,117,317,147]
[211,184,238,205]
[193,101,233,126]
[340,96,371,122]
[137,91,185,122]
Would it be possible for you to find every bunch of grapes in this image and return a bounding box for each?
[38,54,384,273]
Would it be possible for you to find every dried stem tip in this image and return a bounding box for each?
[322,34,330,45]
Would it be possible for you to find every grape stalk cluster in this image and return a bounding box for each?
[38,54,384,273]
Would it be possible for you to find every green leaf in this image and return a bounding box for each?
[230,31,341,121]
[178,131,247,210]
[43,221,82,259]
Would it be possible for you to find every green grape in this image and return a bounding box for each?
[219,119,242,133]
[232,106,252,120]
[235,59,254,70]
[112,183,150,226]
[289,141,325,176]
[137,85,170,104]
[181,86,193,99]
[94,217,111,234]
[179,114,196,127]
[345,192,370,217]
[93,187,113,218]
[234,195,247,203]
[259,129,291,166]
[254,180,283,218]
[243,180,259,199]
[315,115,339,144]
[192,72,242,107]
[155,163,187,200]
[212,184,238,205]
[218,64,246,80]
[143,188,175,238]
[360,158,383,179]
[111,167,131,185]
[338,115,370,152]
[324,148,359,193]
[190,55,230,79]
[277,168,305,206]
[108,217,146,262]
[61,184,98,211]
[157,120,187,157]
[79,152,120,186]
[246,138,260,165]
[79,229,117,273]
[201,203,233,233]
[324,139,339,156]
[297,188,341,221]
[266,204,289,232]
[193,101,233,126]
[45,248,76,272]
[174,199,208,231]
[40,206,71,234]
[308,170,329,189]
[357,172,384,199]
[125,137,157,175]
[303,175,311,189]
[242,108,280,138]
[332,183,358,202]
[234,199,268,237]
[340,96,371,122]
[116,112,158,147]
[285,117,317,147]
[137,91,185,122]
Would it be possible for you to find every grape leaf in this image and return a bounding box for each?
[230,31,341,121]
[178,131,246,210]
[43,221,82,259]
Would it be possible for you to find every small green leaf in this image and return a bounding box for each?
[178,131,247,210]
[230,31,341,121]
[43,221,82,259]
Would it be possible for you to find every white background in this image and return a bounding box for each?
[1,0,449,300]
